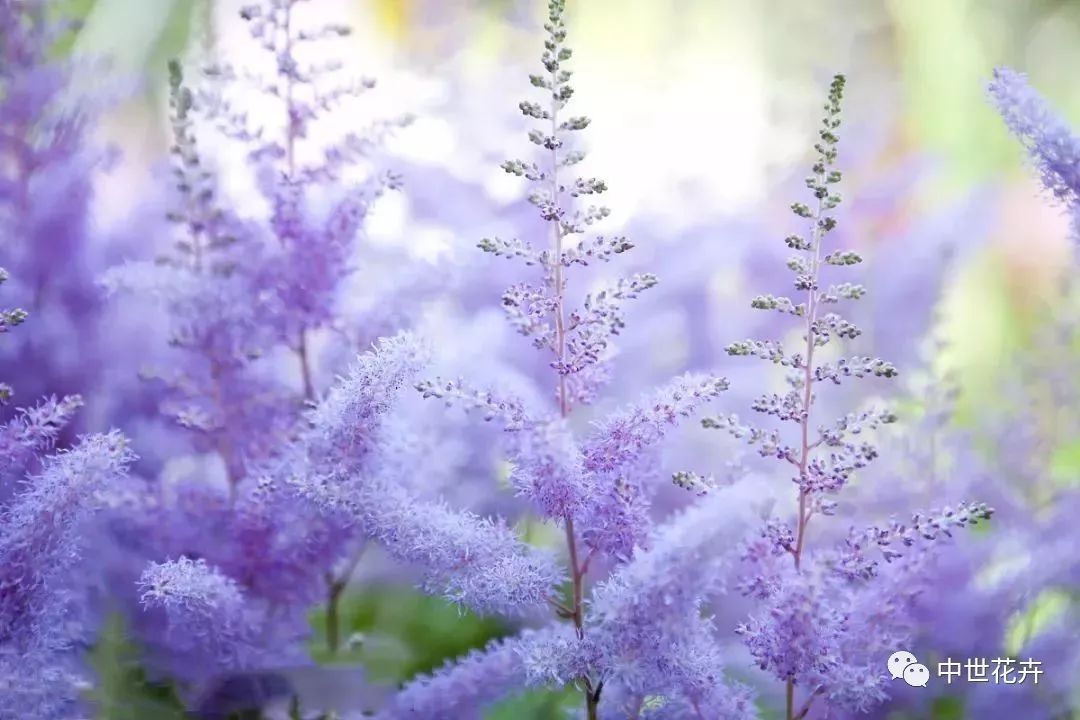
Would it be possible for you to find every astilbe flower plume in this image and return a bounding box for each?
[0,0,114,409]
[116,334,472,683]
[989,67,1080,243]
[579,491,758,718]
[402,2,747,717]
[211,1,414,370]
[681,75,994,718]
[872,238,1080,716]
[982,70,1080,716]
[101,0,435,693]
[0,267,135,719]
[104,0,417,483]
[138,557,267,673]
[102,57,293,490]
[280,332,560,619]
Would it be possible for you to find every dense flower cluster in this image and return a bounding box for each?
[0,0,113,411]
[989,67,1080,242]
[6,2,1078,719]
[683,74,993,718]
[0,265,135,718]
[101,0,436,691]
[406,3,747,716]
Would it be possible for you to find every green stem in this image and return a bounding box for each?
[325,574,346,655]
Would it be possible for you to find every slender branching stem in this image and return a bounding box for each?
[324,572,345,655]
[564,518,584,632]
[793,687,824,720]
[788,134,828,720]
[547,40,598,719]
[793,180,826,572]
[297,330,315,401]
[207,358,240,504]
[277,3,317,404]
[324,546,366,655]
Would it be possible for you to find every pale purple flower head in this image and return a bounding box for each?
[375,627,561,719]
[989,67,1080,240]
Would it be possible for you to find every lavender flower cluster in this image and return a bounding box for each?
[1,0,1077,718]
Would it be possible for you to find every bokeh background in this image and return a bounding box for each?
[11,0,1080,717]
[76,0,1080,401]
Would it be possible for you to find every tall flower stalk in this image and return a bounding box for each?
[484,3,618,713]
[105,0,424,685]
[412,2,744,717]
[474,2,643,714]
[686,75,993,718]
[1,265,135,718]
[0,0,111,411]
[540,0,591,701]
[776,72,860,719]
[989,67,1080,245]
[783,76,869,574]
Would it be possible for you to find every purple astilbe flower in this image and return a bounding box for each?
[403,4,733,717]
[638,625,755,720]
[202,0,412,397]
[138,557,278,676]
[0,431,134,644]
[113,335,432,675]
[989,67,1080,241]
[102,258,295,488]
[375,627,566,719]
[0,393,83,489]
[110,324,497,688]
[358,483,560,616]
[737,555,927,715]
[684,75,993,718]
[107,0,417,481]
[0,278,135,717]
[284,333,559,617]
[577,374,731,559]
[103,59,294,489]
[420,371,727,561]
[0,262,136,718]
[579,489,758,719]
[103,0,436,684]
[116,469,347,672]
[0,0,114,410]
[417,378,592,520]
[290,333,430,486]
[479,0,657,413]
[0,431,135,717]
[834,501,994,580]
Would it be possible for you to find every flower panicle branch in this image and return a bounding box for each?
[687,74,994,720]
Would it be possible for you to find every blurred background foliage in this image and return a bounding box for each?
[58,1,1080,717]
[68,0,1080,389]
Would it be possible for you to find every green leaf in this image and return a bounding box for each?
[1049,440,1080,485]
[931,694,966,720]
[484,687,580,720]
[87,612,186,720]
[1005,588,1072,655]
[308,585,510,682]
[49,0,99,57]
[72,0,196,76]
